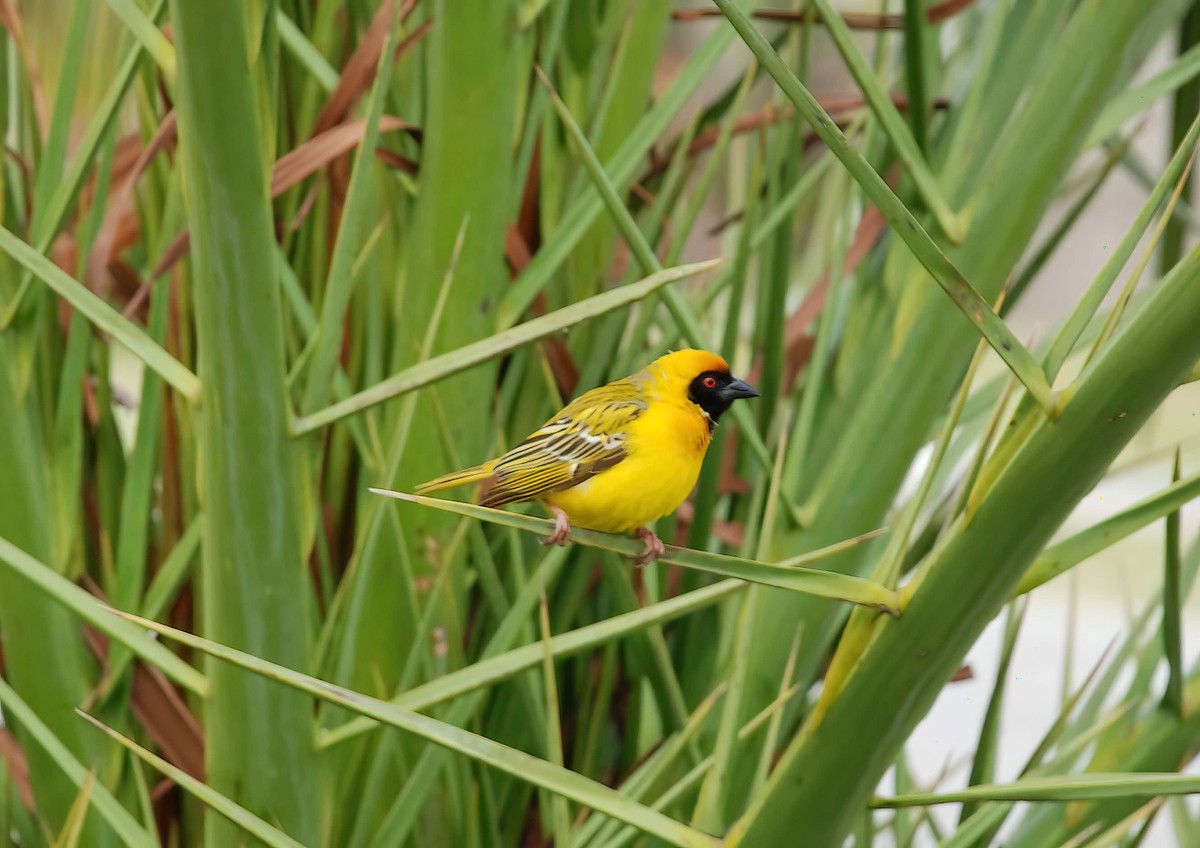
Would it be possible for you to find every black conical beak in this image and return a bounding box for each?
[721,377,760,401]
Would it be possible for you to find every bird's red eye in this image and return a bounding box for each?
[702,376,718,389]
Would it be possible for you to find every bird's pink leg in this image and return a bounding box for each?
[633,527,666,567]
[541,505,572,546]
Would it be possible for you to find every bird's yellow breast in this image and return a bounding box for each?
[543,399,712,534]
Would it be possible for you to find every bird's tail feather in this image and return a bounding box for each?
[414,465,493,495]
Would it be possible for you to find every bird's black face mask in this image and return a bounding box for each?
[688,370,760,425]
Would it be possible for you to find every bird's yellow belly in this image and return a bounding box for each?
[543,406,709,534]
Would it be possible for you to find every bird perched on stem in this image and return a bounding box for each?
[415,349,759,565]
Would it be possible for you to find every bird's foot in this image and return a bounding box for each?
[633,527,666,567]
[541,506,572,547]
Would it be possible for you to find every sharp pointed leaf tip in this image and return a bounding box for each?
[368,487,418,502]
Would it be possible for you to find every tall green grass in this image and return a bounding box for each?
[1,1,1200,846]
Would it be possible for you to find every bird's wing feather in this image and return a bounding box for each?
[480,380,646,507]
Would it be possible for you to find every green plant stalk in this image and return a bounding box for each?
[1162,3,1200,272]
[537,594,571,844]
[275,10,338,92]
[168,1,318,843]
[104,287,168,699]
[1162,451,1184,717]
[876,772,1200,807]
[316,13,514,745]
[810,0,959,239]
[0,342,112,841]
[903,0,928,153]
[730,245,1200,847]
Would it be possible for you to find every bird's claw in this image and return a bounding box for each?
[541,506,572,547]
[633,527,665,567]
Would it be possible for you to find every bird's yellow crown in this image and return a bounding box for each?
[640,349,731,398]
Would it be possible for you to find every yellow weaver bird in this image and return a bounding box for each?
[415,349,758,565]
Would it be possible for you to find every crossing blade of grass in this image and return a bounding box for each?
[352,543,568,848]
[1082,146,1195,365]
[944,661,1138,848]
[1086,41,1200,147]
[300,14,396,412]
[711,0,1056,415]
[54,770,97,848]
[275,9,338,92]
[108,612,723,848]
[0,535,207,696]
[574,685,729,848]
[690,589,754,833]
[51,314,91,569]
[320,578,743,749]
[809,0,962,240]
[292,259,721,434]
[1008,135,1133,307]
[874,774,1200,807]
[0,226,201,401]
[536,65,658,277]
[600,675,809,848]
[538,593,571,845]
[104,288,168,699]
[959,599,1027,825]
[77,712,303,848]
[498,19,736,326]
[104,0,176,81]
[0,679,155,848]
[1161,450,1184,717]
[99,515,204,698]
[1016,467,1200,594]
[373,490,899,610]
